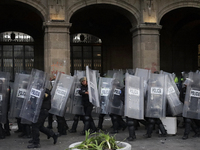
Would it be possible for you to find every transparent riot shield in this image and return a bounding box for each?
[113,70,124,87]
[145,73,167,118]
[97,77,114,114]
[107,79,124,116]
[106,70,114,78]
[69,75,85,115]
[135,68,151,97]
[125,73,144,120]
[165,75,183,116]
[0,72,10,124]
[183,78,193,86]
[183,72,200,119]
[20,69,48,123]
[10,73,30,118]
[160,70,180,96]
[74,70,86,77]
[49,72,74,117]
[86,66,100,107]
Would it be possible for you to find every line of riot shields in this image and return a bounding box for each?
[3,66,200,129]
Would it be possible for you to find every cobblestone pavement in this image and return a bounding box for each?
[0,117,200,150]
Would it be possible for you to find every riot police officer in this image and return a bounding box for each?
[143,71,167,138]
[27,88,58,148]
[110,79,127,134]
[79,77,97,135]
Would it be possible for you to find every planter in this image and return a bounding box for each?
[68,141,132,150]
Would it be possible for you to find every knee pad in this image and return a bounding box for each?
[84,116,90,121]
[127,119,134,127]
[112,115,118,121]
[148,119,155,124]
[185,118,192,124]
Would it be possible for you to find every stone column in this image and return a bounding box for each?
[130,23,162,73]
[43,21,71,78]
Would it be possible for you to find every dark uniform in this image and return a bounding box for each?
[181,84,200,139]
[69,114,84,133]
[0,86,11,139]
[47,78,69,135]
[144,71,167,138]
[110,86,127,134]
[79,78,97,135]
[27,89,58,148]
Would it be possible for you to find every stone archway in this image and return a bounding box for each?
[0,1,45,71]
[69,4,138,73]
[158,1,200,23]
[67,1,139,27]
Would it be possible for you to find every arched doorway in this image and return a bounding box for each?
[70,4,133,75]
[0,1,45,76]
[160,7,200,75]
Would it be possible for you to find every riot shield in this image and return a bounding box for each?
[20,69,48,123]
[113,70,124,87]
[124,73,144,120]
[183,72,200,119]
[0,72,10,124]
[10,73,30,118]
[135,68,151,97]
[160,70,180,96]
[183,78,192,86]
[86,66,100,107]
[145,73,167,118]
[74,70,86,77]
[165,74,183,116]
[106,70,114,78]
[97,77,114,114]
[107,79,124,116]
[49,72,74,117]
[69,75,85,115]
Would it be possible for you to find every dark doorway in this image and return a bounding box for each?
[70,4,133,74]
[160,7,200,76]
[0,1,44,76]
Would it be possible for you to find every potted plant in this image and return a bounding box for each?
[67,130,131,150]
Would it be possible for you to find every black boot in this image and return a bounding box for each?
[182,118,191,140]
[52,134,58,144]
[0,124,5,139]
[81,116,91,135]
[98,114,104,130]
[158,123,167,137]
[127,125,136,141]
[90,118,97,133]
[110,115,119,134]
[27,143,41,148]
[182,134,188,140]
[127,118,136,141]
[119,117,127,131]
[144,118,154,138]
[57,117,67,136]
[69,115,79,133]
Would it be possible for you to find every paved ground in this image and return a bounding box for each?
[0,116,200,150]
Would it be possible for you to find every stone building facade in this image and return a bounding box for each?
[0,0,200,78]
